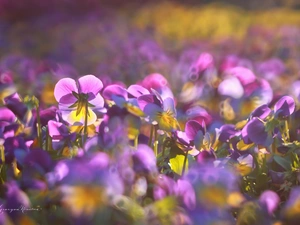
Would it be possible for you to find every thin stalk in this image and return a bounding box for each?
[148,124,154,147]
[153,125,158,157]
[182,150,189,176]
[45,127,52,151]
[0,144,4,164]
[83,101,89,147]
[162,139,169,158]
[134,135,138,149]
[284,120,290,142]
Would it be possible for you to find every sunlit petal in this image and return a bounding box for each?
[54,78,78,102]
[78,75,103,95]
[67,108,97,126]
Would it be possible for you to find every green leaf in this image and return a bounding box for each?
[273,155,292,171]
[169,154,188,176]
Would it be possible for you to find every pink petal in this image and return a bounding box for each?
[89,94,105,108]
[78,75,103,95]
[54,78,78,102]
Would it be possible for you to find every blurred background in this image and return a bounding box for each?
[1,0,300,99]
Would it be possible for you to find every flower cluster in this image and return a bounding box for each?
[0,67,300,224]
[2,2,300,224]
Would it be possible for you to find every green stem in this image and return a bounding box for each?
[0,144,5,164]
[162,139,169,158]
[182,150,189,176]
[153,125,158,157]
[83,102,89,147]
[148,124,154,147]
[45,127,51,151]
[284,120,290,142]
[134,135,138,149]
[36,105,42,149]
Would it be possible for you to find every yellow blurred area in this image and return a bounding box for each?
[132,2,300,42]
[60,185,107,217]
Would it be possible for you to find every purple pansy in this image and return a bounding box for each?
[102,83,147,117]
[217,124,237,142]
[250,104,272,120]
[174,120,205,152]
[48,120,76,151]
[274,95,295,118]
[141,90,179,132]
[54,74,106,125]
[242,118,273,146]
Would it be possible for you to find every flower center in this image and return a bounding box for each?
[69,92,95,116]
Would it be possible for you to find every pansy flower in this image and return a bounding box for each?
[274,95,295,119]
[242,117,273,146]
[234,153,254,176]
[48,120,77,153]
[102,83,147,117]
[54,75,106,126]
[139,88,179,132]
[174,120,205,152]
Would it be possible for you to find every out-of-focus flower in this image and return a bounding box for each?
[281,187,300,223]
[54,75,106,125]
[0,71,16,102]
[235,153,254,176]
[4,181,31,223]
[183,163,238,224]
[48,120,76,152]
[139,89,179,132]
[174,120,205,152]
[132,144,158,176]
[102,83,146,117]
[257,58,285,80]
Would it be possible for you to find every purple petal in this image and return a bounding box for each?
[143,103,163,119]
[237,154,253,167]
[5,181,30,216]
[185,120,204,140]
[102,84,128,100]
[39,106,57,127]
[48,120,68,139]
[54,77,77,102]
[58,93,78,106]
[274,96,295,118]
[194,52,214,72]
[246,118,273,146]
[133,144,157,174]
[89,93,105,108]
[163,97,176,116]
[175,131,191,146]
[24,148,53,172]
[259,190,280,215]
[257,58,285,79]
[141,73,168,90]
[77,74,103,95]
[177,179,196,210]
[137,94,159,111]
[0,107,16,123]
[127,84,150,98]
[225,66,256,86]
[251,104,272,119]
[218,124,236,142]
[241,122,252,144]
[218,76,244,99]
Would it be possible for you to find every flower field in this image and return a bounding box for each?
[2,1,300,224]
